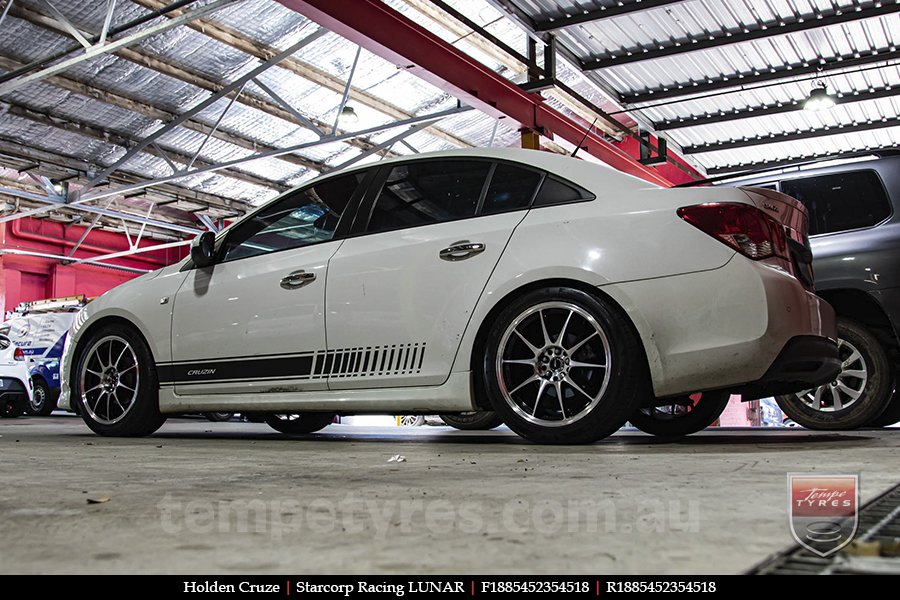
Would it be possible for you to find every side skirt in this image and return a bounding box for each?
[158,371,476,414]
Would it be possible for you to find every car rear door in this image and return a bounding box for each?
[168,169,372,395]
[324,159,543,389]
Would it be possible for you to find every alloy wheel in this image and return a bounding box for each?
[496,301,611,427]
[793,337,867,412]
[79,335,140,425]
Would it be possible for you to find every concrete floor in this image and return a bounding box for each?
[0,415,897,574]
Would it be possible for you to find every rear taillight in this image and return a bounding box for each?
[677,203,788,261]
[13,347,25,361]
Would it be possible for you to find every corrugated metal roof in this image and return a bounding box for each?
[501,0,900,172]
[0,0,530,232]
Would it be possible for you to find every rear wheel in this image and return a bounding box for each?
[73,325,166,437]
[265,413,334,434]
[775,319,892,430]
[439,411,503,430]
[0,395,25,418]
[630,391,731,437]
[482,287,646,445]
[25,378,55,416]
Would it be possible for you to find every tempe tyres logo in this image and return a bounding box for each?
[788,474,858,557]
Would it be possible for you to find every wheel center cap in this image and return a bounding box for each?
[102,368,119,391]
[537,346,570,381]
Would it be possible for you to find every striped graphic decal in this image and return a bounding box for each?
[158,342,426,386]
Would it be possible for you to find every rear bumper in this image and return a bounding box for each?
[0,377,27,393]
[729,335,841,400]
[602,255,838,397]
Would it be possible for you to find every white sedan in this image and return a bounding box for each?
[59,148,839,444]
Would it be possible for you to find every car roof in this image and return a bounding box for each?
[318,147,659,191]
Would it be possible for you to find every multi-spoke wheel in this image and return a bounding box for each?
[482,287,646,444]
[776,318,892,430]
[74,325,165,437]
[629,391,731,437]
[265,413,335,434]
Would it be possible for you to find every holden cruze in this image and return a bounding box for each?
[59,148,839,444]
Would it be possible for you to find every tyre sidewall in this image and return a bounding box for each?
[265,413,335,434]
[439,411,503,430]
[26,378,55,416]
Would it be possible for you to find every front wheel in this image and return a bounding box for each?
[775,319,892,430]
[73,325,166,437]
[265,413,335,434]
[630,391,731,437]
[26,378,55,416]
[482,287,646,445]
[439,411,503,430]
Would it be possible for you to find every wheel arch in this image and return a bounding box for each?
[69,316,157,386]
[465,277,653,409]
[818,288,899,369]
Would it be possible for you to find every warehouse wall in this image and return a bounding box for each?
[0,217,188,313]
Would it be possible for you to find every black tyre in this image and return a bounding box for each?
[439,411,503,430]
[630,391,731,437]
[25,378,55,416]
[265,413,335,434]
[868,384,900,427]
[775,318,892,430]
[72,324,166,437]
[482,287,647,444]
[204,412,234,422]
[0,395,25,418]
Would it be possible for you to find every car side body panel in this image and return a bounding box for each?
[325,211,527,389]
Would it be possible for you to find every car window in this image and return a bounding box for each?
[366,160,491,234]
[481,163,543,215]
[533,176,591,207]
[221,171,365,262]
[780,171,891,236]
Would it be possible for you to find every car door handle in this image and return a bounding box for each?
[439,240,485,261]
[280,270,316,289]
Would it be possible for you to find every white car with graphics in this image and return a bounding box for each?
[0,334,33,418]
[59,148,839,444]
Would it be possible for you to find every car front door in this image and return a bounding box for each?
[167,170,370,395]
[325,159,544,389]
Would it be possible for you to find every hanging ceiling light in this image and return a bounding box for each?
[339,105,359,124]
[803,84,836,112]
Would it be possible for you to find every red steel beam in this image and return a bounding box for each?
[277,0,674,187]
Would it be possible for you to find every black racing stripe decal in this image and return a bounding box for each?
[158,342,427,384]
[158,355,314,384]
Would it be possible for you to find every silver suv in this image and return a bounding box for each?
[731,154,900,429]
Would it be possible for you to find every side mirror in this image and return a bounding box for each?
[190,231,216,268]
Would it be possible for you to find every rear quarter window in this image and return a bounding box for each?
[780,171,891,236]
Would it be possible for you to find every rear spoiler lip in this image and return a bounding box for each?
[739,186,808,218]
